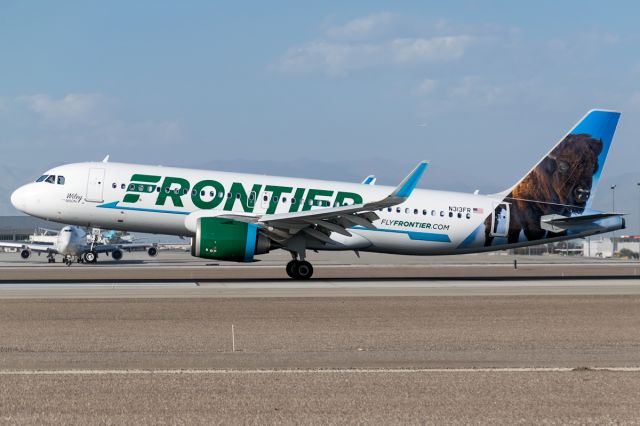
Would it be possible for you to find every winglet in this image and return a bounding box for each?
[102,155,110,163]
[393,161,428,198]
[362,175,376,185]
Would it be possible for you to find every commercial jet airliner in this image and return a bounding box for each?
[0,225,158,265]
[11,110,624,279]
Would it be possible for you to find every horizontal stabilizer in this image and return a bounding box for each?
[541,213,624,233]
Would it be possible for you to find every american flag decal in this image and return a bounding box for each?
[473,207,484,214]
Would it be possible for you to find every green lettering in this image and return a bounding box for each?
[224,182,262,212]
[264,185,293,214]
[302,189,333,211]
[334,191,363,207]
[156,177,190,207]
[289,188,305,213]
[191,179,225,210]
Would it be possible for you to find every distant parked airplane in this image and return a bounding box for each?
[0,225,158,266]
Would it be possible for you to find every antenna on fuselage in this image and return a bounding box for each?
[102,155,110,163]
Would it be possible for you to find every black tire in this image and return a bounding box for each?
[148,247,158,257]
[286,260,299,279]
[20,249,30,259]
[83,251,96,263]
[296,261,313,280]
[112,249,123,261]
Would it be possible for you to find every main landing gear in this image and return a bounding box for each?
[285,249,314,280]
[286,260,314,279]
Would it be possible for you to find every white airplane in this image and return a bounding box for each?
[10,110,624,278]
[0,225,159,266]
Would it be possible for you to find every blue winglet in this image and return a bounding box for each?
[362,175,376,185]
[394,161,428,198]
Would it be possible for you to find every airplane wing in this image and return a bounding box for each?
[256,161,427,243]
[92,243,157,253]
[0,242,58,254]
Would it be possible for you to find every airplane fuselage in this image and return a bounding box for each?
[11,161,623,256]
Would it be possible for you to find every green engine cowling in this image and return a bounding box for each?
[191,217,271,262]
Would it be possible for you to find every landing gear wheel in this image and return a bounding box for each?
[286,260,299,279]
[48,257,55,263]
[295,261,313,280]
[83,251,97,263]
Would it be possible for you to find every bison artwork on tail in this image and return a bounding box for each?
[483,110,620,247]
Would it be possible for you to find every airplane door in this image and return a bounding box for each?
[86,168,105,203]
[489,202,510,237]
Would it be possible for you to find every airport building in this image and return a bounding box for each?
[0,216,62,242]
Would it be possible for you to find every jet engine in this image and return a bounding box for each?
[191,217,271,262]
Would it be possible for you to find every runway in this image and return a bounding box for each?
[1,252,640,422]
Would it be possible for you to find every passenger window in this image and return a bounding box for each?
[431,210,436,216]
[422,209,427,215]
[282,197,287,203]
[413,209,418,215]
[387,207,392,212]
[236,193,241,199]
[457,212,462,219]
[45,175,55,184]
[466,213,471,219]
[263,195,268,202]
[121,184,126,190]
[449,212,453,218]
[227,193,232,198]
[210,191,214,197]
[156,187,160,192]
[57,176,65,185]
[112,183,117,189]
[291,198,297,204]
[272,196,278,203]
[164,187,170,193]
[191,189,196,196]
[130,184,135,190]
[249,192,256,201]
[36,175,48,182]
[440,211,444,217]
[148,186,153,193]
[201,190,205,196]
[396,207,401,213]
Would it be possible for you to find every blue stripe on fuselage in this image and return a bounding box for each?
[96,201,190,215]
[352,226,450,243]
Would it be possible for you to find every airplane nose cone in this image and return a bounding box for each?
[10,185,27,212]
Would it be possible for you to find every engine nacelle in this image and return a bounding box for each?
[191,217,271,262]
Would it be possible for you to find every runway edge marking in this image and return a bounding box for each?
[1,367,640,375]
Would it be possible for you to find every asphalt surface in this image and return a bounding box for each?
[1,251,640,423]
[1,295,640,423]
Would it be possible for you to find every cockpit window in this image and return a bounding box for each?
[63,229,72,232]
[36,175,48,182]
[44,175,56,184]
[57,176,65,185]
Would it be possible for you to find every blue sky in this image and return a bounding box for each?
[1,0,640,218]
